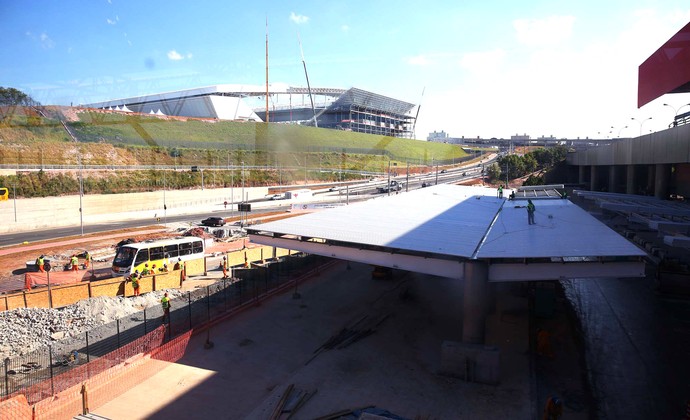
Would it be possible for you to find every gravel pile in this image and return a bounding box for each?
[0,290,183,359]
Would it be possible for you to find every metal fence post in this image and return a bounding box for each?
[223,278,227,312]
[144,307,148,334]
[4,357,9,397]
[188,292,192,330]
[206,286,211,323]
[116,320,121,349]
[48,345,54,395]
[86,331,91,379]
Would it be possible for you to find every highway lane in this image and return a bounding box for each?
[0,206,291,248]
[0,168,485,248]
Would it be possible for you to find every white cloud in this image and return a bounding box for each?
[341,25,350,32]
[407,54,432,66]
[167,50,193,61]
[513,15,576,47]
[167,50,183,60]
[26,31,55,49]
[290,12,309,24]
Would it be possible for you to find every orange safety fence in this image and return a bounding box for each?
[0,326,192,420]
[25,270,87,291]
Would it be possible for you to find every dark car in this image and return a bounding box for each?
[201,217,226,227]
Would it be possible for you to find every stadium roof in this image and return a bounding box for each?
[248,185,646,281]
[327,87,415,116]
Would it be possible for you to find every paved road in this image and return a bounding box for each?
[0,206,289,248]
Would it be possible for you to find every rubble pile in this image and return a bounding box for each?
[0,290,182,359]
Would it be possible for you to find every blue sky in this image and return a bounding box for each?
[2,0,690,140]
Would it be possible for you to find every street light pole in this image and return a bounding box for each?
[631,117,652,136]
[163,169,167,227]
[663,102,690,126]
[387,159,391,196]
[617,126,628,138]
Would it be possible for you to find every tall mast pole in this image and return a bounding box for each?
[298,32,318,128]
[265,16,269,123]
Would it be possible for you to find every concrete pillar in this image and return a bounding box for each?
[646,165,655,195]
[590,166,598,191]
[578,166,586,185]
[608,166,617,193]
[654,164,670,200]
[626,165,635,194]
[462,260,490,344]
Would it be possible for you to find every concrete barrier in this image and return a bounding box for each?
[0,186,269,234]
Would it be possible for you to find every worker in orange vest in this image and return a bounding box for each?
[543,395,563,420]
[221,256,229,279]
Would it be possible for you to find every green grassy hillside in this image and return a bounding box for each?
[0,106,475,197]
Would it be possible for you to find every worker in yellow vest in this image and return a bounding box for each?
[71,255,79,271]
[161,293,171,324]
[129,270,140,296]
[36,255,45,273]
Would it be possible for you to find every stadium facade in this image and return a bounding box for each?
[85,84,417,138]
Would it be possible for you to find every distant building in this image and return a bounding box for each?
[427,130,449,141]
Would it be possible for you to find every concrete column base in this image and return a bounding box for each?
[439,341,500,385]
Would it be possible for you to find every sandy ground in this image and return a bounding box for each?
[95,262,535,420]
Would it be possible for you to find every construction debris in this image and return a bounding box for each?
[306,313,390,365]
[267,384,317,420]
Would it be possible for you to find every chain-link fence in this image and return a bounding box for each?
[1,253,328,403]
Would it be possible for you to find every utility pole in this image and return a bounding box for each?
[265,17,269,123]
[79,154,84,236]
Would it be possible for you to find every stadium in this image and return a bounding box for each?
[85,84,418,138]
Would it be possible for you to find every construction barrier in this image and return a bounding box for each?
[0,325,190,420]
[24,270,87,291]
[1,246,297,313]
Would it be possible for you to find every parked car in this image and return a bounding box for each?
[201,217,226,227]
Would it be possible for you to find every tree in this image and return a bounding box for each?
[0,87,39,106]
[486,163,501,181]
